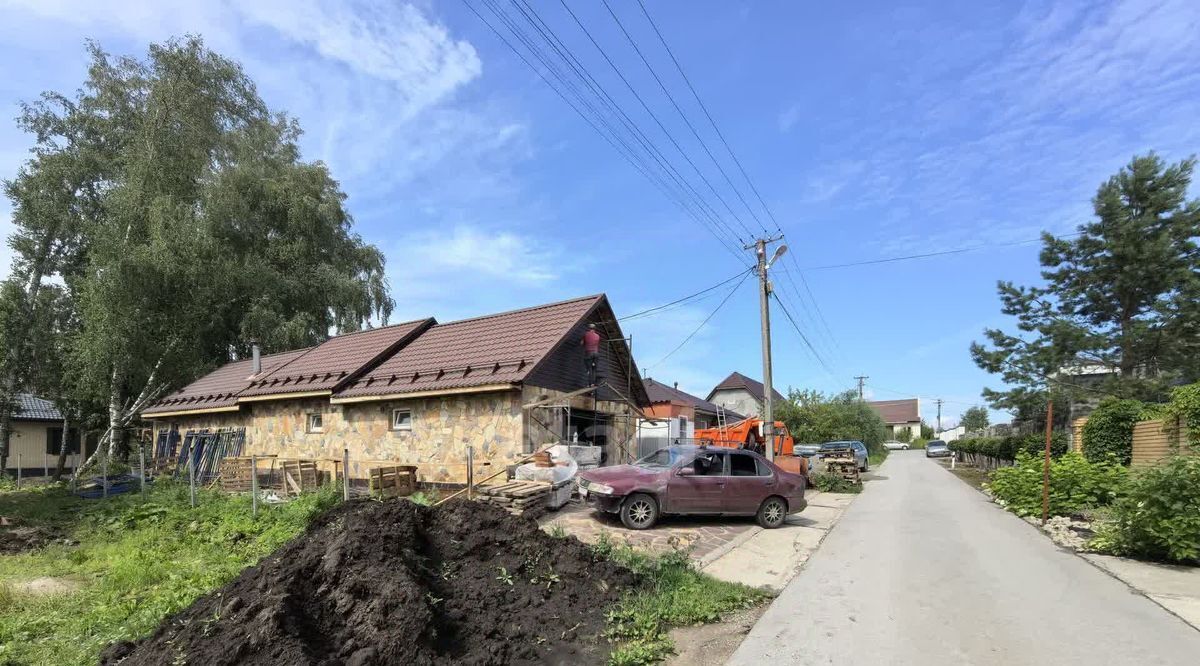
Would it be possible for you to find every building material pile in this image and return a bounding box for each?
[819,445,862,484]
[100,499,637,666]
[476,480,554,516]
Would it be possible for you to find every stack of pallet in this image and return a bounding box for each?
[475,480,552,516]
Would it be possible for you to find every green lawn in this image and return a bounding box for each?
[0,481,337,666]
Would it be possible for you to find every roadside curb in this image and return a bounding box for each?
[697,525,762,569]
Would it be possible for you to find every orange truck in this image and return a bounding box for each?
[693,417,810,478]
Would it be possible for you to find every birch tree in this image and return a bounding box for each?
[4,37,393,470]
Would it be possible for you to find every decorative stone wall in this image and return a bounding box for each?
[155,390,525,484]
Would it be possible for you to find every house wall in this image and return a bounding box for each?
[886,421,922,440]
[710,388,761,418]
[3,420,86,474]
[155,390,525,484]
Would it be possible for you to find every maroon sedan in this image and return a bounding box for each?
[577,445,808,530]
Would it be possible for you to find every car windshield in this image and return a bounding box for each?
[821,441,853,449]
[634,446,698,469]
[928,442,946,448]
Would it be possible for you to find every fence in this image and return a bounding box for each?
[1130,419,1176,467]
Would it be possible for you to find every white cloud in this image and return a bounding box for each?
[778,103,803,133]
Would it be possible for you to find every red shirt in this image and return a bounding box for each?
[582,330,601,353]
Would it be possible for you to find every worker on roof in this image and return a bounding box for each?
[582,323,601,385]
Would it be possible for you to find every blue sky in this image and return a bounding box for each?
[1,0,1199,427]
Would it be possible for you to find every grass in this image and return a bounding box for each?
[942,463,990,490]
[868,447,889,468]
[594,535,770,665]
[0,480,339,666]
[809,471,863,494]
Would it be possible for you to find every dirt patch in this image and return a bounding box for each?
[13,576,81,596]
[100,499,638,666]
[666,603,768,666]
[0,524,65,554]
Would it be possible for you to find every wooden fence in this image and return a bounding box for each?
[1130,419,1177,467]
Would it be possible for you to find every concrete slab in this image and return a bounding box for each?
[1082,553,1200,631]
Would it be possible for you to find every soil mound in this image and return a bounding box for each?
[101,499,637,666]
[0,524,63,554]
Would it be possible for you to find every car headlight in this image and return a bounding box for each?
[589,482,614,495]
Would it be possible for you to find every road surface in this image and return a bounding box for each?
[727,452,1200,665]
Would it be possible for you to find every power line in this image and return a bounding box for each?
[619,270,748,324]
[789,232,1085,272]
[649,270,751,367]
[556,0,756,246]
[771,291,836,377]
[506,0,749,256]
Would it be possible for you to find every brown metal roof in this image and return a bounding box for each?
[706,371,785,403]
[868,398,920,424]
[238,319,434,399]
[336,295,603,398]
[644,379,724,416]
[143,348,311,415]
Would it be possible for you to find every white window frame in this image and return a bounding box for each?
[306,412,324,433]
[391,408,413,431]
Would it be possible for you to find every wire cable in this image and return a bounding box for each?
[771,291,837,377]
[789,232,1084,272]
[649,269,751,367]
[619,267,752,321]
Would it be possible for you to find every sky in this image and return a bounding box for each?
[1,0,1198,428]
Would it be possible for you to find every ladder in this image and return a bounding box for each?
[716,404,728,443]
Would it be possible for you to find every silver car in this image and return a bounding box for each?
[925,440,951,458]
[883,440,910,450]
[819,440,869,472]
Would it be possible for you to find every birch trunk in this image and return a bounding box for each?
[53,412,71,481]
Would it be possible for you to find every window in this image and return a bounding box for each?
[754,458,774,476]
[306,412,323,433]
[391,409,412,431]
[729,453,758,477]
[692,451,727,476]
[45,428,81,455]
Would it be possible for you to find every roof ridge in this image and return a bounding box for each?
[437,294,604,327]
[323,317,435,340]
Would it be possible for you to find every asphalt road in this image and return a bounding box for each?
[727,451,1200,665]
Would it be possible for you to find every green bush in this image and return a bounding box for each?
[986,451,1127,518]
[894,429,912,443]
[951,432,1068,463]
[1093,455,1200,564]
[1163,383,1200,448]
[1082,398,1147,465]
[809,472,862,494]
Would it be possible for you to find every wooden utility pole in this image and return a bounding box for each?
[935,399,944,432]
[748,235,786,462]
[854,376,869,400]
[1041,399,1054,525]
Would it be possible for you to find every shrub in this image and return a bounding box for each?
[1163,383,1200,448]
[894,429,912,443]
[986,451,1126,518]
[809,472,862,494]
[953,432,1068,465]
[1094,455,1200,564]
[1082,398,1146,465]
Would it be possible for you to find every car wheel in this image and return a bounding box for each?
[757,496,787,529]
[620,493,659,530]
[903,445,909,450]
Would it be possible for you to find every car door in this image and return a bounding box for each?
[666,450,727,514]
[855,442,868,467]
[722,452,776,514]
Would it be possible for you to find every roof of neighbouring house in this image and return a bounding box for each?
[238,319,434,399]
[144,293,647,416]
[143,348,312,415]
[337,295,605,399]
[706,371,785,403]
[868,398,920,424]
[12,394,62,422]
[644,379,726,416]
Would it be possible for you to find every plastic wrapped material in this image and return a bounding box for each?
[568,445,602,469]
[515,444,578,484]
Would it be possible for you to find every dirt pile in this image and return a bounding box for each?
[0,522,65,554]
[101,499,637,666]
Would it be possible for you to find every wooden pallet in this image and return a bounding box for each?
[477,480,552,515]
[369,465,418,498]
[220,457,257,493]
[278,459,321,496]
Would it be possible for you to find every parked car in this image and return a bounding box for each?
[883,440,910,451]
[819,440,869,472]
[926,440,951,458]
[794,443,821,459]
[576,445,808,530]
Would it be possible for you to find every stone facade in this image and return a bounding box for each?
[157,391,525,484]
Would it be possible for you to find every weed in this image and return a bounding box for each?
[495,566,514,587]
[408,491,434,507]
[547,524,567,539]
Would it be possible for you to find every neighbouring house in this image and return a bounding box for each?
[3,394,88,476]
[706,371,784,418]
[868,398,922,440]
[637,378,737,457]
[141,294,650,484]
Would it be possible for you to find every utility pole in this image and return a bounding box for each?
[935,399,944,432]
[854,375,869,401]
[748,235,787,462]
[1041,398,1054,525]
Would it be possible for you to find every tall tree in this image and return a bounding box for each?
[972,154,1200,412]
[960,406,989,433]
[3,38,393,469]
